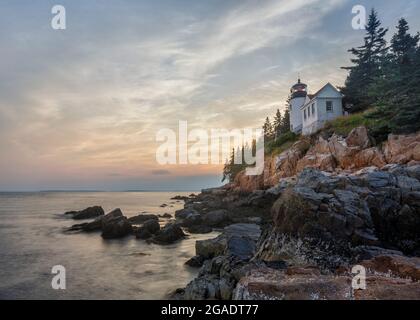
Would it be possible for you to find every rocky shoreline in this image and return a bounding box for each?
[171,164,420,300]
[62,127,420,300]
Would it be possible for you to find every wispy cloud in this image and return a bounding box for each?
[0,0,419,190]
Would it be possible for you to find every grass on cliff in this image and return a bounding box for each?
[265,109,389,158]
[316,109,389,143]
[321,111,374,136]
[265,132,299,156]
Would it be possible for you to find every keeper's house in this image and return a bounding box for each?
[289,78,344,135]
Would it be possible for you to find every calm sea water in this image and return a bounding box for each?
[0,192,218,300]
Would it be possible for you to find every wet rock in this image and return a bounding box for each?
[202,209,230,227]
[135,228,152,239]
[183,274,221,300]
[196,235,227,259]
[179,213,203,227]
[159,213,172,219]
[128,214,159,224]
[171,195,190,201]
[65,206,105,220]
[225,236,256,261]
[195,224,261,260]
[175,208,199,220]
[101,209,133,239]
[151,223,186,244]
[185,255,205,268]
[135,219,160,239]
[186,225,213,234]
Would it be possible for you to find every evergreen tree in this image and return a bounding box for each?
[222,148,236,182]
[367,19,420,139]
[280,106,291,133]
[262,117,274,140]
[391,18,419,64]
[341,8,388,112]
[273,109,282,137]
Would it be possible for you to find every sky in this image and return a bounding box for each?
[0,0,420,191]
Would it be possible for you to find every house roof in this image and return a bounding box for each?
[300,83,343,109]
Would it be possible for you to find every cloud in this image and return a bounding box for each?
[1,0,419,190]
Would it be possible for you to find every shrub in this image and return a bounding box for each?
[265,131,299,155]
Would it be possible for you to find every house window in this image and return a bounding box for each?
[312,103,315,115]
[304,109,306,120]
[326,101,333,112]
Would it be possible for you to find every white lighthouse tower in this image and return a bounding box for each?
[289,78,307,133]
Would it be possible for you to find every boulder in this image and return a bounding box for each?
[196,235,227,259]
[225,236,256,261]
[65,206,105,220]
[202,210,230,227]
[179,213,203,227]
[345,126,372,148]
[135,219,160,239]
[171,195,190,201]
[195,224,261,260]
[175,208,199,220]
[186,225,213,234]
[185,255,205,268]
[151,223,186,244]
[328,134,360,169]
[135,228,153,240]
[101,209,133,239]
[384,132,420,164]
[128,214,159,224]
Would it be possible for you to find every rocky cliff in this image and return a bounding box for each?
[173,127,420,300]
[234,127,420,192]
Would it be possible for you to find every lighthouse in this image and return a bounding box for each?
[289,78,307,133]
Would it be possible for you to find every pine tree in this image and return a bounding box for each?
[273,109,282,138]
[341,8,388,112]
[280,107,291,133]
[222,148,236,182]
[367,19,420,139]
[262,117,273,140]
[391,18,419,64]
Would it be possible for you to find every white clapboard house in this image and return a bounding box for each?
[289,78,344,135]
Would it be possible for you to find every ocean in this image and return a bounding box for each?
[0,191,218,299]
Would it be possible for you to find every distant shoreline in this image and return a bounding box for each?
[0,190,201,194]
